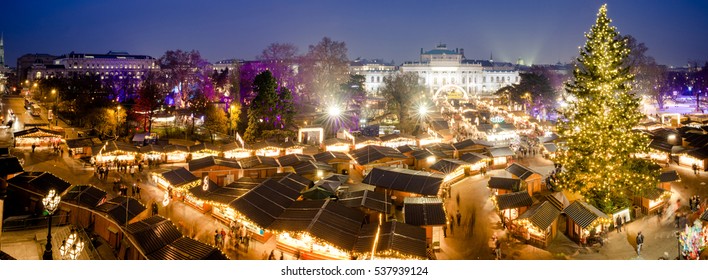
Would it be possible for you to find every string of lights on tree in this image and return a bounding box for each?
[554,4,661,213]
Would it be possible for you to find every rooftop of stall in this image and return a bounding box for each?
[352,221,427,260]
[127,215,228,260]
[338,189,392,213]
[362,167,444,196]
[313,151,352,163]
[495,191,533,211]
[62,184,107,208]
[12,127,63,139]
[95,196,147,225]
[429,158,471,174]
[158,167,200,189]
[189,179,255,206]
[403,197,447,226]
[488,177,522,192]
[459,152,490,164]
[7,171,72,195]
[277,154,315,167]
[564,200,610,230]
[516,201,561,230]
[188,156,242,171]
[349,145,408,166]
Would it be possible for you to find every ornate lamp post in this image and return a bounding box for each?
[59,228,85,260]
[42,189,61,260]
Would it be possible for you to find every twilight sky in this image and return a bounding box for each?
[2,0,707,67]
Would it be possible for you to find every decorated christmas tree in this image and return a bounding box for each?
[555,4,661,213]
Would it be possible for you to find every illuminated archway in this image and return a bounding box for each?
[433,84,470,100]
[298,127,324,145]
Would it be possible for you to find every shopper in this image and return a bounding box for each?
[636,231,644,255]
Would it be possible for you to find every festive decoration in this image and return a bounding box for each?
[554,4,661,213]
[679,220,707,260]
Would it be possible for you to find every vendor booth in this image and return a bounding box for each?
[379,134,416,149]
[352,221,428,260]
[139,144,164,163]
[13,127,63,148]
[189,142,221,160]
[324,138,352,153]
[493,191,533,229]
[510,201,561,248]
[252,141,283,157]
[151,167,200,200]
[564,200,611,245]
[222,142,254,159]
[163,144,190,163]
[403,197,447,251]
[313,151,352,175]
[65,137,102,159]
[93,141,139,164]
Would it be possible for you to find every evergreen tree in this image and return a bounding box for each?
[243,70,278,142]
[555,4,660,213]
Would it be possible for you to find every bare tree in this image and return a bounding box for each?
[301,37,349,107]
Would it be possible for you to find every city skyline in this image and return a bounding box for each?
[1,0,707,67]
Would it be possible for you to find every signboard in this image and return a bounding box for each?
[202,176,209,191]
[490,116,505,124]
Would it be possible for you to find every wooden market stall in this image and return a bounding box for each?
[354,136,382,150]
[271,200,365,260]
[252,141,283,157]
[65,137,102,159]
[678,146,708,171]
[188,156,241,186]
[452,139,491,159]
[487,177,521,196]
[237,155,280,179]
[13,127,63,149]
[277,154,315,170]
[505,163,543,196]
[93,141,140,165]
[378,134,416,149]
[313,151,352,175]
[324,138,352,153]
[163,144,190,163]
[222,141,255,159]
[363,166,444,206]
[281,141,308,155]
[151,167,200,199]
[349,145,408,177]
[126,215,228,260]
[429,158,472,187]
[189,142,221,160]
[564,200,611,245]
[339,189,392,225]
[493,191,533,229]
[459,152,490,174]
[487,147,516,168]
[139,144,164,164]
[403,197,447,250]
[291,160,335,181]
[410,149,448,171]
[352,221,428,260]
[396,145,421,167]
[510,201,561,248]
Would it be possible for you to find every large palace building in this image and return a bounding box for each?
[25,51,159,82]
[401,44,519,98]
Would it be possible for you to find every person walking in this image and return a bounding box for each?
[693,163,698,175]
[456,210,462,227]
[636,231,644,255]
[615,215,623,233]
[135,184,142,199]
[495,237,502,260]
[31,143,36,153]
[151,201,158,216]
[443,223,447,238]
[449,216,455,235]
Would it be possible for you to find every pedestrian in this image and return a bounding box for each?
[449,216,455,234]
[31,143,36,153]
[456,193,460,206]
[214,230,221,247]
[615,215,623,233]
[495,237,502,260]
[152,201,158,216]
[280,252,284,260]
[636,231,644,255]
[456,210,462,226]
[443,223,447,238]
[693,163,698,175]
[135,184,141,199]
[268,250,275,260]
[220,228,226,245]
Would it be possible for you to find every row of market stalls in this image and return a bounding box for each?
[638,122,708,171]
[490,168,681,248]
[12,127,63,148]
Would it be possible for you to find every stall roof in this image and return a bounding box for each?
[396,145,421,154]
[221,141,244,152]
[324,138,351,146]
[453,139,492,150]
[323,174,349,184]
[96,196,146,225]
[543,143,558,153]
[686,146,708,160]
[313,151,352,163]
[429,158,470,174]
[63,185,107,208]
[8,171,72,194]
[293,160,336,175]
[339,190,391,213]
[353,221,427,259]
[517,201,561,230]
[12,127,62,138]
[188,156,242,171]
[270,200,365,251]
[545,192,571,211]
[362,167,444,196]
[160,167,199,187]
[423,142,455,151]
[701,209,708,222]
[488,147,515,157]
[564,200,609,229]
[459,152,489,164]
[487,177,521,192]
[379,134,415,142]
[163,144,190,153]
[642,187,669,200]
[649,138,673,153]
[229,173,310,229]
[126,215,183,256]
[659,170,680,183]
[65,137,101,149]
[148,236,228,260]
[238,155,279,169]
[277,154,315,167]
[189,142,221,153]
[506,163,540,180]
[94,140,139,156]
[138,144,164,154]
[538,133,559,143]
[411,149,435,160]
[496,191,533,210]
[0,156,23,176]
[350,145,407,165]
[403,197,446,226]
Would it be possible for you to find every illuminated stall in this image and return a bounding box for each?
[324,138,352,153]
[397,145,421,167]
[238,155,279,179]
[339,189,391,225]
[488,147,515,168]
[252,141,283,157]
[13,127,63,148]
[151,167,200,198]
[222,142,254,159]
[459,152,490,174]
[487,177,521,196]
[281,141,307,155]
[417,132,442,147]
[678,147,708,171]
[185,175,254,214]
[403,197,447,251]
[506,163,543,196]
[93,141,139,164]
[139,144,164,163]
[452,139,491,159]
[292,160,335,182]
[510,201,561,248]
[362,166,444,206]
[209,178,262,224]
[277,154,315,173]
[313,151,352,175]
[272,200,364,260]
[429,158,471,187]
[564,200,611,246]
[163,144,190,163]
[352,221,428,260]
[188,156,241,186]
[229,173,312,242]
[379,134,416,149]
[189,142,221,160]
[349,145,408,177]
[411,149,446,171]
[493,191,533,229]
[354,136,382,150]
[65,137,102,159]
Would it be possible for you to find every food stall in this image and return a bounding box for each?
[488,147,516,168]
[13,127,63,148]
[429,158,472,187]
[189,143,221,160]
[163,144,190,163]
[510,201,560,248]
[324,138,352,153]
[354,136,381,150]
[282,141,307,155]
[222,142,254,159]
[678,147,708,171]
[151,167,200,201]
[253,141,283,157]
[379,134,416,149]
[93,141,139,164]
[493,191,533,229]
[403,197,447,250]
[459,152,490,174]
[139,144,164,163]
[65,137,102,159]
[351,221,428,260]
[564,200,611,245]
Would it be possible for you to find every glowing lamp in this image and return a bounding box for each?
[327,106,341,117]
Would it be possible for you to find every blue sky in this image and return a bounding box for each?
[2,0,707,67]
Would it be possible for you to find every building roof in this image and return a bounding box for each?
[188,156,242,171]
[62,185,107,208]
[269,200,365,251]
[338,190,392,213]
[516,201,561,230]
[505,163,540,180]
[352,221,427,259]
[277,154,315,167]
[126,215,227,260]
[96,196,146,225]
[189,142,221,153]
[487,177,521,191]
[396,145,421,154]
[379,134,415,143]
[7,171,72,194]
[94,141,139,156]
[324,138,351,146]
[292,160,336,175]
[160,167,199,188]
[313,151,351,163]
[564,200,609,229]
[362,167,444,196]
[350,145,407,165]
[642,187,669,200]
[659,170,680,183]
[687,146,708,160]
[163,144,190,153]
[459,152,488,164]
[229,173,310,229]
[65,137,101,148]
[0,156,23,176]
[12,127,62,138]
[429,158,470,174]
[701,209,708,222]
[149,236,228,260]
[495,191,533,210]
[403,197,446,226]
[453,139,491,150]
[543,143,558,153]
[138,144,164,154]
[488,147,515,157]
[238,155,279,169]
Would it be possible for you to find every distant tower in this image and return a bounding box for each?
[489,51,493,62]
[0,33,4,66]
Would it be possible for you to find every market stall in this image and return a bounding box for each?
[354,136,382,150]
[281,141,307,155]
[163,144,190,163]
[139,144,164,163]
[510,201,561,248]
[252,141,283,157]
[313,151,352,175]
[65,137,102,159]
[506,163,543,196]
[429,158,472,187]
[222,142,254,159]
[678,147,708,171]
[487,177,521,196]
[403,197,447,251]
[151,167,200,198]
[459,152,490,174]
[564,200,611,245]
[324,138,352,153]
[493,191,533,229]
[93,141,139,164]
[349,145,408,177]
[351,221,428,260]
[13,127,63,148]
[488,147,516,168]
[237,155,279,179]
[189,142,221,160]
[362,166,444,206]
[188,156,241,186]
[379,134,416,149]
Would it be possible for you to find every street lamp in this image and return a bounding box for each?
[42,189,61,260]
[59,228,85,260]
[115,105,121,137]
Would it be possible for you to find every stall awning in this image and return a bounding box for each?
[429,158,469,174]
[277,154,315,167]
[516,201,560,230]
[488,177,521,191]
[160,167,199,188]
[293,160,335,175]
[505,163,540,180]
[96,196,146,224]
[339,190,391,213]
[8,171,72,194]
[350,145,407,165]
[63,184,107,208]
[564,200,609,229]
[13,127,62,138]
[459,152,489,165]
[229,173,311,229]
[238,155,279,169]
[659,170,680,183]
[496,191,533,210]
[313,151,352,163]
[353,221,427,259]
[403,197,446,226]
[188,156,241,171]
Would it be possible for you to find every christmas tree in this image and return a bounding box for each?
[555,4,660,213]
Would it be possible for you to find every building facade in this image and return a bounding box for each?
[401,44,520,98]
[26,51,159,82]
[349,59,398,94]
